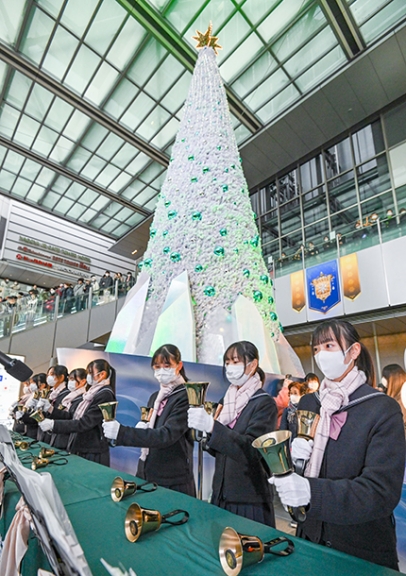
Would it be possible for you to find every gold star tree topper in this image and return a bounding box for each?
[192,22,222,55]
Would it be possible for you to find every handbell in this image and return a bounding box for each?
[252,431,307,523]
[98,401,118,421]
[219,527,294,576]
[140,406,150,422]
[40,388,51,399]
[125,503,189,542]
[30,409,45,423]
[296,410,320,440]
[39,447,55,459]
[184,382,210,407]
[32,457,49,470]
[111,476,157,502]
[15,440,30,451]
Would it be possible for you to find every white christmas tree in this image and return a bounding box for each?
[107,26,303,376]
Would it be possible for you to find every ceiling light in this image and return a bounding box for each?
[132,249,138,254]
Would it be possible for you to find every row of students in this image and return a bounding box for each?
[103,324,405,571]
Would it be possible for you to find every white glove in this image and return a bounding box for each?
[39,418,54,432]
[37,398,51,412]
[15,410,23,420]
[291,438,314,464]
[102,420,120,440]
[188,407,214,433]
[269,473,311,507]
[26,398,38,409]
[135,421,148,429]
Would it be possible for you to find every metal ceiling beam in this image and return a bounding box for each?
[0,43,170,168]
[318,0,366,59]
[116,0,263,133]
[0,135,151,217]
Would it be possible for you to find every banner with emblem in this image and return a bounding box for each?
[306,259,343,320]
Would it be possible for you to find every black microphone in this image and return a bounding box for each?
[0,350,33,381]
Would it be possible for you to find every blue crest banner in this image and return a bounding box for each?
[306,259,341,313]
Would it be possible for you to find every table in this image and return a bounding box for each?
[0,440,403,576]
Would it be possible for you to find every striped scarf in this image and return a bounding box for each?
[217,372,262,426]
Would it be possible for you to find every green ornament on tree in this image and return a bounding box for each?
[168,210,177,219]
[268,296,274,304]
[214,246,225,257]
[204,286,216,296]
[191,176,198,183]
[163,230,168,237]
[192,211,202,221]
[222,184,228,192]
[195,264,203,273]
[269,312,278,321]
[260,274,269,284]
[150,228,157,238]
[202,166,210,173]
[164,200,171,208]
[170,252,181,262]
[219,228,227,236]
[250,235,259,248]
[188,155,194,161]
[243,269,250,278]
[138,262,144,270]
[163,246,170,254]
[253,290,263,302]
[144,258,153,268]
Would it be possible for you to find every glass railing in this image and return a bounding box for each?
[0,284,128,339]
[271,215,406,278]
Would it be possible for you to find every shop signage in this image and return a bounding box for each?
[18,236,91,265]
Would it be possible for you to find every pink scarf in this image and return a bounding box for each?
[0,496,31,576]
[18,392,31,405]
[73,379,110,420]
[61,386,86,410]
[305,367,365,478]
[217,372,262,426]
[140,375,184,461]
[49,383,66,402]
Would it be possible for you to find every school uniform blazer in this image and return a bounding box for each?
[49,395,85,449]
[298,384,406,569]
[207,389,277,505]
[52,386,115,455]
[40,387,70,444]
[116,385,194,486]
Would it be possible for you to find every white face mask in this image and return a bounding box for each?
[308,381,319,391]
[225,363,252,386]
[154,367,177,386]
[47,375,56,387]
[314,345,353,380]
[86,374,94,386]
[290,394,300,405]
[23,385,29,394]
[68,380,76,392]
[29,383,38,392]
[381,377,387,389]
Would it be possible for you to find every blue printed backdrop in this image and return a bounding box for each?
[306,259,342,316]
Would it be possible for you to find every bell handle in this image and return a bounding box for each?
[138,481,158,493]
[162,509,189,526]
[294,458,307,476]
[287,505,307,522]
[48,457,69,466]
[263,536,295,556]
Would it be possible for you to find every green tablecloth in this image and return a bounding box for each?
[0,441,403,576]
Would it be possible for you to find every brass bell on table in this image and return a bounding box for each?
[39,447,55,459]
[125,503,189,543]
[14,440,30,451]
[111,477,136,502]
[32,457,49,471]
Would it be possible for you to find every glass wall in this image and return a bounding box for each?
[251,99,406,276]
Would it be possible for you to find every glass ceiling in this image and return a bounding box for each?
[0,0,405,240]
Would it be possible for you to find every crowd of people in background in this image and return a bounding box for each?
[0,271,135,334]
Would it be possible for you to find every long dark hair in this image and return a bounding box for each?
[69,368,87,382]
[312,320,375,387]
[32,373,47,387]
[382,364,406,398]
[151,344,188,382]
[223,341,265,385]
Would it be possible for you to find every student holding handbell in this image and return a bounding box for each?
[188,340,277,526]
[270,319,405,569]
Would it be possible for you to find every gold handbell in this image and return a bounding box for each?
[252,431,293,476]
[39,447,55,459]
[15,440,30,451]
[98,401,118,421]
[296,410,320,440]
[140,406,150,422]
[16,403,28,413]
[32,457,49,471]
[125,503,162,542]
[30,409,45,423]
[184,382,210,407]
[124,504,189,543]
[33,390,41,400]
[111,477,136,502]
[219,527,295,576]
[40,388,51,399]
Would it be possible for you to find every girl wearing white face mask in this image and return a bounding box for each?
[102,344,195,496]
[279,381,308,439]
[38,365,69,443]
[188,340,277,526]
[17,373,48,440]
[11,380,32,434]
[40,359,115,466]
[271,319,405,570]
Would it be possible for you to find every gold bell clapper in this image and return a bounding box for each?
[124,503,189,542]
[252,430,307,523]
[184,382,210,500]
[140,406,150,422]
[295,410,320,475]
[219,527,294,576]
[98,401,119,447]
[110,476,157,502]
